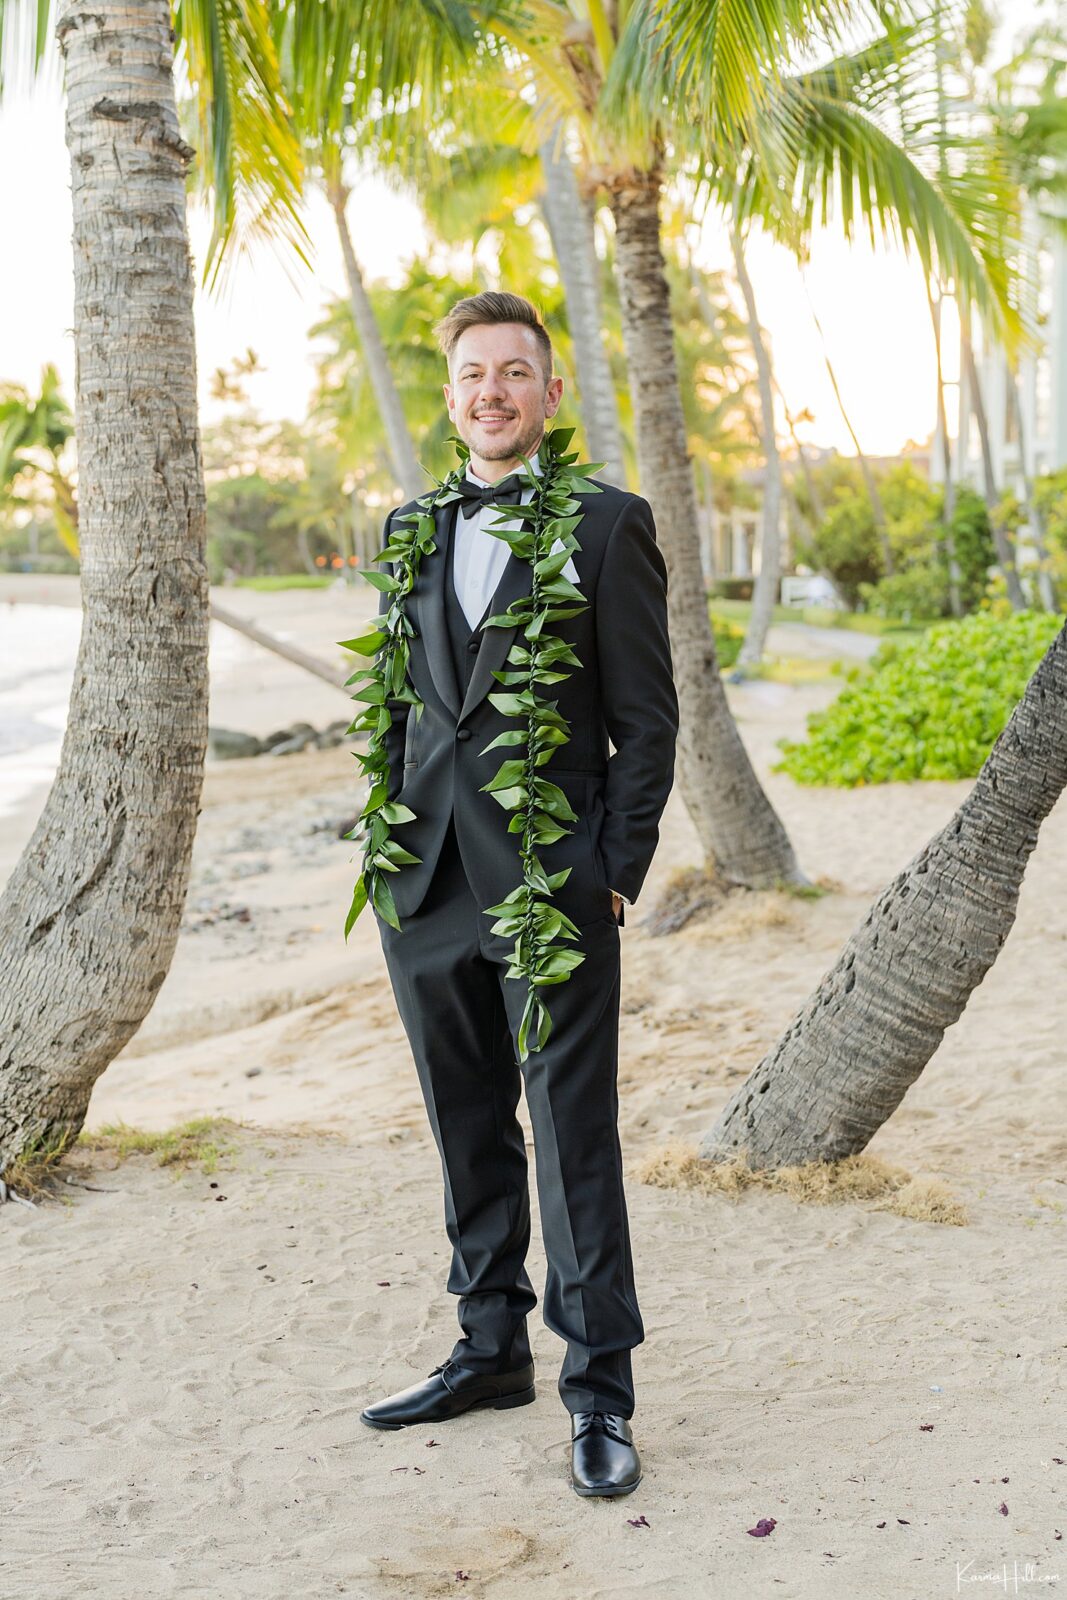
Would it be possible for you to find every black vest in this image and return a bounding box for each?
[443,504,495,696]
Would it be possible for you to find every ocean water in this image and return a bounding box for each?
[0,599,312,821]
[0,602,82,819]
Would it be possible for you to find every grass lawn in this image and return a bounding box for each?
[233,574,336,591]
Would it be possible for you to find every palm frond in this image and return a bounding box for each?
[619,0,882,139]
[173,0,310,289]
[696,23,1032,354]
[0,0,55,97]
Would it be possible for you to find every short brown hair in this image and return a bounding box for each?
[433,292,554,383]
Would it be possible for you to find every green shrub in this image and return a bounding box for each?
[774,609,1063,785]
[798,494,883,608]
[859,563,949,622]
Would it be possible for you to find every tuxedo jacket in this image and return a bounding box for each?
[373,477,679,931]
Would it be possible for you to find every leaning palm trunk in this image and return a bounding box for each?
[608,168,803,888]
[328,183,423,502]
[538,125,626,485]
[700,620,1067,1168]
[0,0,209,1175]
[960,320,1025,611]
[732,223,782,668]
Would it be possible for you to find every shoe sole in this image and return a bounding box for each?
[571,1473,643,1498]
[360,1383,537,1431]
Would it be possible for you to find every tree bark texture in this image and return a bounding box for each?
[608,169,803,887]
[700,620,1067,1168]
[538,125,626,486]
[330,185,424,503]
[0,0,209,1173]
[732,223,782,668]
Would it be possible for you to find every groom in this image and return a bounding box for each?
[361,291,678,1497]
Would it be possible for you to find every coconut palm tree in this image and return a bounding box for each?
[320,1,1028,882]
[0,0,302,1181]
[728,215,783,670]
[700,616,1067,1168]
[701,14,1035,654]
[286,0,819,888]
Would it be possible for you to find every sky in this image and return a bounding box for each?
[0,5,1037,461]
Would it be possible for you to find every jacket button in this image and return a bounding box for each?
[456,727,472,741]
[467,640,479,653]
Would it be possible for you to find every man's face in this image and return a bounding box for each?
[443,321,564,478]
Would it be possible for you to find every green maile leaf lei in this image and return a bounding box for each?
[338,425,605,1061]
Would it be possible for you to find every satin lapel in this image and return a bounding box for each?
[459,539,532,724]
[415,500,462,720]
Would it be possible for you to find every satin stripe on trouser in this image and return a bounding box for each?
[374,811,644,1418]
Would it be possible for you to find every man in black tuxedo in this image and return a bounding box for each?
[360,292,678,1498]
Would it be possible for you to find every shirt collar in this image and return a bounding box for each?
[465,449,541,487]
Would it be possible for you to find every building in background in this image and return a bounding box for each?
[937,231,1067,494]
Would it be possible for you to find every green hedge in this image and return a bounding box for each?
[774,609,1064,785]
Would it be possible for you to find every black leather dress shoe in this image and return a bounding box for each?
[360,1358,536,1431]
[570,1411,642,1496]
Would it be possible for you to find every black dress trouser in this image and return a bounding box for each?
[374,810,644,1417]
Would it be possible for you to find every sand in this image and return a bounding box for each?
[1,577,1064,1599]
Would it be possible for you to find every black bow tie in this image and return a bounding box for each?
[455,474,526,519]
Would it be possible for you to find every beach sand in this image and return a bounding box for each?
[1,578,1064,1598]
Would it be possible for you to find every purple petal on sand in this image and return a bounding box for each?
[897,1519,910,1526]
[998,1503,1009,1516]
[919,1424,934,1432]
[876,1522,886,1529]
[746,1518,777,1538]
[626,1515,650,1529]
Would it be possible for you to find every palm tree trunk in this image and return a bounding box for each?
[0,0,209,1177]
[731,222,782,668]
[608,168,803,888]
[960,320,1026,611]
[927,281,964,617]
[700,618,1067,1167]
[328,182,423,502]
[538,125,626,486]
[296,525,317,576]
[699,457,717,581]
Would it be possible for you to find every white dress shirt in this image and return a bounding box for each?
[453,451,580,629]
[455,453,629,909]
